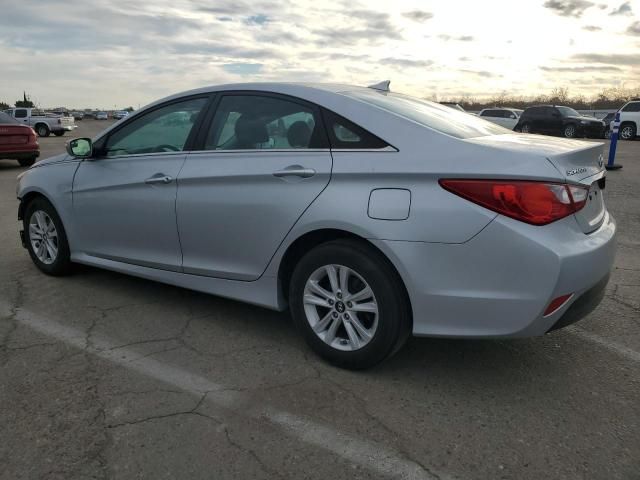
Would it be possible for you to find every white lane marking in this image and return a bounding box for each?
[6,304,440,480]
[566,326,640,363]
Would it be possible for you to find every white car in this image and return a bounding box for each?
[613,99,640,140]
[478,108,523,130]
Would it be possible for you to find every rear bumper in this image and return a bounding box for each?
[373,211,616,338]
[547,273,609,332]
[0,150,39,160]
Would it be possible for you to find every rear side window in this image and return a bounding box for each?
[622,102,640,112]
[345,90,507,139]
[322,109,391,149]
[14,109,27,118]
[204,94,327,150]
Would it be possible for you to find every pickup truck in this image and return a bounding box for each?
[614,99,640,140]
[4,108,77,138]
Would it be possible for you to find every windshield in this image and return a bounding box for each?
[0,112,20,124]
[556,106,581,117]
[344,90,508,139]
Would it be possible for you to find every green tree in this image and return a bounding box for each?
[0,101,9,110]
[15,91,34,108]
[124,106,134,112]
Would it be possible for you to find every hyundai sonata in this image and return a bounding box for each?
[16,82,616,369]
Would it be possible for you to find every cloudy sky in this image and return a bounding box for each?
[1,0,639,108]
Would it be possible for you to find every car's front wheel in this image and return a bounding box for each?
[289,239,411,369]
[24,197,72,276]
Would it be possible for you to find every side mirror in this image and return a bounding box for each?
[66,138,92,158]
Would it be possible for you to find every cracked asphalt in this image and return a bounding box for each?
[1,120,638,480]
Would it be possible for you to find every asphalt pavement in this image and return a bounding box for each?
[1,120,638,479]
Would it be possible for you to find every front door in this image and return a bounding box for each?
[176,93,332,281]
[72,96,209,271]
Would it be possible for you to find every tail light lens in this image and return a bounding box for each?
[439,179,589,226]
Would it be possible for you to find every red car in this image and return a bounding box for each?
[0,111,40,167]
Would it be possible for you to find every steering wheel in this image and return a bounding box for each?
[153,144,180,153]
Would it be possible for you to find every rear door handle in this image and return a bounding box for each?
[145,174,173,185]
[273,166,316,178]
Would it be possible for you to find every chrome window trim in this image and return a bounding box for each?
[101,151,187,160]
[186,146,398,155]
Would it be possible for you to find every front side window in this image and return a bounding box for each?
[345,90,507,139]
[104,97,207,157]
[204,95,327,150]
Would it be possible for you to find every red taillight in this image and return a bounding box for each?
[543,293,573,316]
[439,179,588,225]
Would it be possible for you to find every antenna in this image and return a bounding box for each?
[368,80,390,92]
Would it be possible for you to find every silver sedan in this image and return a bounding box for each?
[16,82,616,369]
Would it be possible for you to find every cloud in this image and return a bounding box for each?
[571,53,640,65]
[582,25,602,31]
[543,0,594,17]
[540,65,623,72]
[313,10,402,45]
[609,1,633,15]
[222,63,263,74]
[402,10,433,22]
[628,21,640,35]
[378,58,434,68]
[245,14,269,25]
[438,35,474,41]
[459,70,501,78]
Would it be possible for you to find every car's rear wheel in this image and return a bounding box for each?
[35,124,50,137]
[564,123,577,138]
[520,123,531,133]
[289,239,411,370]
[53,131,65,137]
[619,123,636,141]
[18,157,36,167]
[24,197,72,276]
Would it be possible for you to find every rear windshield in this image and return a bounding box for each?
[0,112,19,124]
[343,90,509,139]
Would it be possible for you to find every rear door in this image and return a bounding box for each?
[72,96,210,270]
[176,92,332,280]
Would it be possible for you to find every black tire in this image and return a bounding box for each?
[520,122,531,134]
[53,131,65,137]
[36,124,50,137]
[24,197,72,276]
[619,122,636,141]
[563,123,577,138]
[289,239,411,370]
[18,157,36,167]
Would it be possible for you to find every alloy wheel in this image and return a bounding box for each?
[564,125,576,138]
[303,264,378,351]
[620,126,634,140]
[29,210,58,265]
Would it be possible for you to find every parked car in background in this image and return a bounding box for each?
[515,105,605,138]
[439,102,466,112]
[478,107,523,129]
[4,108,77,137]
[16,82,615,369]
[614,99,640,140]
[0,111,39,166]
[72,111,85,120]
[83,111,96,120]
[95,111,108,120]
[113,110,130,120]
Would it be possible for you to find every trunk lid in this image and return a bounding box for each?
[467,133,607,233]
[0,124,31,145]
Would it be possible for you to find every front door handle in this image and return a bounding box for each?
[145,174,173,185]
[273,166,316,179]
